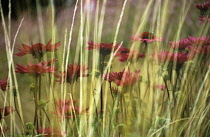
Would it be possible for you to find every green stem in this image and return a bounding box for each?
[42,108,51,125]
[163,78,170,100]
[38,76,42,128]
[33,76,39,132]
[173,68,181,105]
[109,82,114,102]
[100,55,106,115]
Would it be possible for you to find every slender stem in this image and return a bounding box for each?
[173,68,181,105]
[33,76,39,131]
[145,42,151,98]
[100,55,106,114]
[38,76,42,128]
[109,82,114,102]
[163,78,170,100]
[42,108,51,125]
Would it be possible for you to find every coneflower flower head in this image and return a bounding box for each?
[188,36,210,46]
[188,45,210,55]
[55,63,89,83]
[169,38,191,50]
[0,78,8,91]
[15,62,57,77]
[152,50,194,64]
[130,32,163,44]
[86,41,123,57]
[104,69,140,87]
[194,1,210,16]
[15,39,60,58]
[116,49,145,62]
[187,36,210,55]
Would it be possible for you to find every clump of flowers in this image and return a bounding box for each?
[152,50,194,64]
[187,36,210,55]
[188,36,210,46]
[130,32,163,43]
[104,69,140,87]
[15,39,60,58]
[53,99,89,119]
[55,63,89,83]
[169,36,210,55]
[0,78,8,91]
[168,38,191,51]
[86,41,123,57]
[0,106,15,120]
[188,46,210,55]
[37,127,63,137]
[15,62,57,77]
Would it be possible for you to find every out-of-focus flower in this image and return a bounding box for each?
[104,69,140,87]
[199,16,210,23]
[152,50,194,64]
[41,58,58,66]
[55,63,89,83]
[15,62,57,77]
[53,99,89,119]
[86,41,123,56]
[15,39,60,58]
[195,1,210,15]
[154,84,165,90]
[130,32,163,43]
[0,106,15,120]
[37,127,63,137]
[188,46,210,55]
[117,47,130,54]
[169,38,191,50]
[188,36,210,46]
[186,36,210,55]
[117,50,145,62]
[0,78,8,91]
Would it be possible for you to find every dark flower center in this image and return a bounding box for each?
[140,32,155,39]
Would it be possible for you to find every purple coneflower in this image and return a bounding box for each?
[15,39,60,58]
[104,69,140,87]
[55,63,88,83]
[0,78,8,91]
[86,41,123,57]
[130,32,163,44]
[15,62,57,77]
